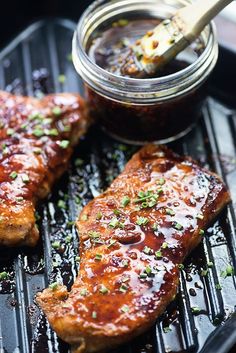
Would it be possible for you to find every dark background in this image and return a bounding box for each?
[0,0,93,47]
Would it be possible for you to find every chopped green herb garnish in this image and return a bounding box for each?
[107,239,117,248]
[52,106,62,116]
[88,231,101,239]
[157,178,165,185]
[32,128,44,137]
[191,307,201,315]
[92,311,97,319]
[76,256,81,262]
[65,235,73,243]
[136,217,149,226]
[46,128,58,136]
[120,304,129,313]
[0,271,9,280]
[178,264,184,270]
[96,212,102,220]
[166,208,175,216]
[221,264,234,278]
[145,265,152,275]
[109,217,119,228]
[119,284,128,293]
[81,214,88,221]
[58,199,66,209]
[121,196,130,207]
[99,284,109,294]
[173,222,183,231]
[199,229,205,236]
[122,259,129,267]
[207,261,214,268]
[163,326,172,333]
[10,171,18,179]
[134,190,159,208]
[59,140,70,149]
[196,213,204,220]
[201,268,208,277]
[161,242,168,249]
[49,282,58,291]
[75,158,83,166]
[58,74,66,83]
[117,19,129,26]
[139,272,148,279]
[152,223,158,231]
[94,254,102,261]
[155,250,163,259]
[6,128,15,136]
[80,288,88,296]
[33,147,42,155]
[22,173,30,183]
[215,283,222,290]
[52,241,60,249]
[113,209,121,216]
[143,246,152,255]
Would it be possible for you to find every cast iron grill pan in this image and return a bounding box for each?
[0,19,236,353]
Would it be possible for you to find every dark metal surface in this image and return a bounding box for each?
[0,18,236,353]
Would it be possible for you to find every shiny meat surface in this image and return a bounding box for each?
[0,91,88,246]
[36,144,230,353]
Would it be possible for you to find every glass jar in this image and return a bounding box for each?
[72,0,218,144]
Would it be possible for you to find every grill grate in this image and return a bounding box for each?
[0,18,236,353]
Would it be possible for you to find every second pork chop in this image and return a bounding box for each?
[0,91,88,246]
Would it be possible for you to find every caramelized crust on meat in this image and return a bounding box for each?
[37,145,230,353]
[0,91,88,246]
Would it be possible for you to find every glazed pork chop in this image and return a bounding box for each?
[0,91,88,246]
[37,144,230,353]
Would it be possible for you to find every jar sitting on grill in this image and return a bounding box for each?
[72,0,218,144]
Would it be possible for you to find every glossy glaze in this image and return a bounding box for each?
[37,145,230,353]
[0,91,88,246]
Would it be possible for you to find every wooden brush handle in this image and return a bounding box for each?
[174,0,233,41]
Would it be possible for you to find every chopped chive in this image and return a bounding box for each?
[88,231,101,239]
[113,209,121,216]
[107,239,117,248]
[157,178,165,185]
[65,235,73,244]
[76,256,81,262]
[166,208,175,216]
[207,261,214,268]
[49,282,58,291]
[80,288,88,296]
[120,304,129,313]
[52,106,62,116]
[145,265,152,275]
[122,259,129,267]
[215,283,222,290]
[96,212,102,220]
[121,196,130,207]
[199,229,205,236]
[155,250,163,259]
[75,158,83,167]
[136,217,149,226]
[191,307,201,315]
[33,147,42,155]
[6,128,15,136]
[196,213,204,220]
[152,223,158,231]
[163,326,172,333]
[143,246,152,255]
[58,199,66,209]
[0,271,9,280]
[32,128,44,137]
[178,264,184,270]
[200,268,208,277]
[92,311,97,319]
[226,264,234,276]
[22,173,30,183]
[139,272,148,279]
[46,128,59,136]
[99,284,109,294]
[109,217,119,228]
[59,140,70,149]
[10,171,18,179]
[161,242,168,249]
[119,284,128,293]
[52,241,60,249]
[173,222,183,231]
[16,196,24,202]
[94,254,102,261]
[58,74,66,83]
[81,214,88,221]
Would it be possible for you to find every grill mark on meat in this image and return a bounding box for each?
[36,144,230,353]
[0,91,88,246]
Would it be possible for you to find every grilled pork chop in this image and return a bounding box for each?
[37,144,230,353]
[0,91,88,246]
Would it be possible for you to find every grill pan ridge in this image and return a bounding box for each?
[0,18,236,353]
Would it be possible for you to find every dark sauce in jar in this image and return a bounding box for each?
[88,19,202,78]
[85,18,207,143]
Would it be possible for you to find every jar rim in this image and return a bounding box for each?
[73,0,218,103]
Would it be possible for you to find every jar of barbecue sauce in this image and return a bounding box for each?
[72,0,218,144]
